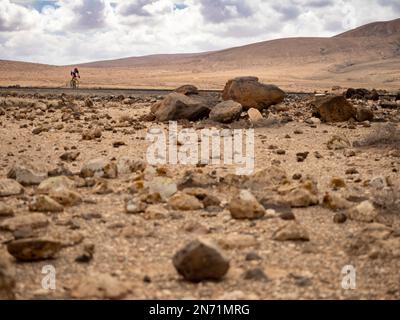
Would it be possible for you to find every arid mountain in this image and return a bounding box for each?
[1,18,399,91]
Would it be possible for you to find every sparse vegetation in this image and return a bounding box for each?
[354,122,400,148]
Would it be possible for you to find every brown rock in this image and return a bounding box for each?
[174,84,199,95]
[0,202,14,217]
[222,77,285,110]
[313,95,356,122]
[80,158,118,179]
[0,251,16,299]
[173,239,230,282]
[0,179,24,197]
[209,100,242,123]
[229,190,265,220]
[272,221,310,241]
[169,192,204,211]
[7,238,63,261]
[29,195,64,212]
[0,213,49,231]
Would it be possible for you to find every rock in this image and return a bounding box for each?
[333,213,347,224]
[296,152,309,162]
[75,243,95,263]
[330,177,346,189]
[178,171,218,189]
[125,198,147,214]
[348,200,378,223]
[305,117,321,125]
[37,176,76,194]
[369,176,387,189]
[281,188,319,208]
[243,268,269,281]
[116,156,135,175]
[272,221,310,241]
[183,221,210,235]
[0,213,49,231]
[29,195,64,212]
[327,135,351,150]
[49,187,82,206]
[82,128,102,140]
[229,190,265,220]
[0,251,15,299]
[60,151,80,162]
[209,100,242,123]
[7,238,63,261]
[0,203,14,217]
[248,108,263,123]
[245,252,262,261]
[80,158,118,179]
[144,176,177,201]
[0,179,24,197]
[323,193,352,210]
[143,204,169,220]
[184,188,221,208]
[222,77,285,110]
[169,192,203,211]
[216,234,259,250]
[7,164,47,186]
[173,239,229,282]
[151,92,218,121]
[70,273,130,299]
[174,84,198,95]
[312,95,356,122]
[356,107,374,122]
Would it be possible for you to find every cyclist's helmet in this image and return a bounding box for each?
[74,67,79,73]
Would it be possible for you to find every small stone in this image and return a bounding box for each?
[292,173,302,180]
[7,164,47,186]
[173,239,230,282]
[82,128,102,140]
[345,168,359,175]
[348,200,378,223]
[70,273,130,299]
[245,252,262,261]
[0,179,24,197]
[169,192,203,211]
[330,177,346,189]
[80,158,118,179]
[49,187,82,206]
[272,221,310,241]
[0,203,14,217]
[248,108,263,124]
[144,176,177,201]
[75,243,95,263]
[327,135,351,150]
[296,152,309,162]
[280,211,296,220]
[29,195,64,212]
[125,198,147,214]
[281,188,319,208]
[323,192,352,210]
[7,238,63,261]
[0,213,49,231]
[217,234,259,250]
[369,176,387,190]
[113,141,126,148]
[143,204,169,220]
[0,251,16,299]
[60,151,80,162]
[229,190,265,220]
[333,213,347,224]
[37,176,76,194]
[243,268,269,281]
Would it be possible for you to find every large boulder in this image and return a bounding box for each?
[312,95,356,122]
[209,100,242,123]
[222,77,285,110]
[151,92,218,121]
[174,85,198,95]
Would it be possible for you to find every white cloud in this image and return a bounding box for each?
[0,0,398,65]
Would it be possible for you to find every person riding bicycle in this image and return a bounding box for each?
[71,67,80,81]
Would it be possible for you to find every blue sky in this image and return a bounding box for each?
[1,0,399,65]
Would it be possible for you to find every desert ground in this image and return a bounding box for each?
[0,82,399,300]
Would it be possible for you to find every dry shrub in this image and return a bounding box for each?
[354,123,400,148]
[372,185,400,214]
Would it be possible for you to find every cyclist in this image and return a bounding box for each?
[71,67,80,81]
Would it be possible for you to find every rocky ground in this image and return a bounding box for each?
[0,83,399,300]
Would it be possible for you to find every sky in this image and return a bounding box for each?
[0,0,399,65]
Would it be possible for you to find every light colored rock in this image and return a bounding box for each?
[229,190,265,219]
[348,200,378,223]
[143,204,169,220]
[29,195,64,212]
[281,188,319,208]
[125,198,147,214]
[0,179,23,197]
[37,176,76,194]
[0,213,49,231]
[173,239,230,282]
[248,108,263,123]
[369,176,387,190]
[272,221,310,241]
[169,192,203,211]
[209,100,242,123]
[7,164,47,186]
[216,234,259,250]
[0,203,14,217]
[70,273,130,299]
[80,158,118,179]
[49,187,82,206]
[313,95,356,122]
[144,176,177,201]
[7,238,63,261]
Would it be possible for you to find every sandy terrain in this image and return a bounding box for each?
[0,87,399,300]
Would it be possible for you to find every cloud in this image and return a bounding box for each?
[1,0,399,65]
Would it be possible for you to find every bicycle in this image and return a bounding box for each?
[70,78,79,89]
